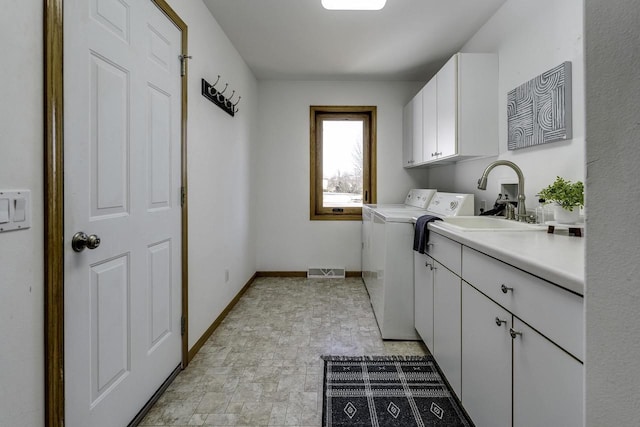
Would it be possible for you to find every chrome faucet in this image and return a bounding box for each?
[477,160,527,221]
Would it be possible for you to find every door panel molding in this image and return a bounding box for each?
[44,1,189,425]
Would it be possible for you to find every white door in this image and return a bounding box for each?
[402,101,413,166]
[432,261,461,398]
[436,54,457,158]
[461,283,512,427]
[422,78,437,160]
[512,319,583,427]
[413,252,434,350]
[64,1,183,426]
[411,89,424,164]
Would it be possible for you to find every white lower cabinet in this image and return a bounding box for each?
[433,261,462,398]
[461,283,584,427]
[461,283,512,427]
[414,230,584,427]
[512,319,583,427]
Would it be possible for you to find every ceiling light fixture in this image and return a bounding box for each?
[321,0,387,11]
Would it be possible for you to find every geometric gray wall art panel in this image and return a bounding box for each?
[507,61,572,150]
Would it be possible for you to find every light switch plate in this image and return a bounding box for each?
[0,190,31,233]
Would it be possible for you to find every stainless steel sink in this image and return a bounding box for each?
[438,216,546,232]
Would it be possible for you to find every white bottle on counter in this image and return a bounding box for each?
[536,199,547,224]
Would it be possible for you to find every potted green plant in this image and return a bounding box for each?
[538,176,584,223]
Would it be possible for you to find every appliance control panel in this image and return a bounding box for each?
[427,192,474,217]
[404,189,437,209]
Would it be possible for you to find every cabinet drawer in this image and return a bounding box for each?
[427,232,461,276]
[462,246,583,361]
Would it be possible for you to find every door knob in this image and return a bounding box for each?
[72,232,101,252]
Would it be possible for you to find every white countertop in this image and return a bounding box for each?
[428,222,585,295]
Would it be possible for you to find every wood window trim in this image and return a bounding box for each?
[310,106,377,221]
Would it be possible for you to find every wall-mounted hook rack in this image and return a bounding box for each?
[201,77,240,117]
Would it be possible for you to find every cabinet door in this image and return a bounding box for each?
[433,261,461,398]
[437,54,457,158]
[411,90,424,164]
[422,78,437,161]
[414,252,434,351]
[402,101,414,167]
[462,283,512,427]
[512,319,583,427]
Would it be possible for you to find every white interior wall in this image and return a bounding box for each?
[166,0,258,349]
[0,2,44,426]
[428,0,585,214]
[254,80,427,272]
[585,0,640,424]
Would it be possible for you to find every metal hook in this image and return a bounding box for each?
[207,85,217,96]
[233,96,241,107]
[227,90,236,102]
[211,75,220,88]
[218,83,228,96]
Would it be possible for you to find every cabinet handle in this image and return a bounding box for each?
[500,284,514,294]
[495,317,507,327]
[509,328,523,339]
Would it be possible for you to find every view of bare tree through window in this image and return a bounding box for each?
[322,120,364,207]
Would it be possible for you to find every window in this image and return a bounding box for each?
[310,106,377,220]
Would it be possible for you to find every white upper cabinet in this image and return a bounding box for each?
[403,53,498,167]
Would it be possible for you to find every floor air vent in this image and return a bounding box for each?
[307,268,346,279]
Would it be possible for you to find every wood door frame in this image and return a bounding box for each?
[44,1,189,425]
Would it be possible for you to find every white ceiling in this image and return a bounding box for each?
[202,0,506,81]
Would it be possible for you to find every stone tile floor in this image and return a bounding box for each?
[139,277,427,427]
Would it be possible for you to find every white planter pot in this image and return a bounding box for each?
[553,205,580,224]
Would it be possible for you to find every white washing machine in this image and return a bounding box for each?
[362,190,473,340]
[362,189,437,340]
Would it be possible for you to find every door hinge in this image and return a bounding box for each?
[179,54,192,77]
[180,186,186,207]
[181,316,186,336]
